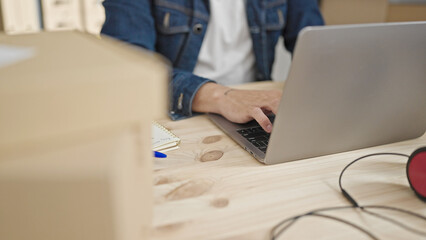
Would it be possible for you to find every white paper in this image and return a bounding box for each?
[152,122,180,151]
[0,45,35,69]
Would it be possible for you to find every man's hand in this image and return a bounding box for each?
[192,82,282,133]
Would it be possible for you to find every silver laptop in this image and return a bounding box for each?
[208,22,426,165]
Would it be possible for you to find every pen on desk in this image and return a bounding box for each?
[154,151,167,158]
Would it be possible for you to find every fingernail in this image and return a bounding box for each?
[266,124,272,132]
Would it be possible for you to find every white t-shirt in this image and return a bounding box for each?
[193,0,256,86]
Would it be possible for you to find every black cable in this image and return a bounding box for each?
[338,152,409,207]
[271,206,382,240]
[271,152,426,240]
[361,207,426,236]
[271,205,356,239]
[364,205,426,221]
[309,213,379,240]
[338,152,426,236]
[270,204,426,239]
[271,206,358,239]
[271,216,300,240]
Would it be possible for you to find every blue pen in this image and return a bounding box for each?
[154,151,167,158]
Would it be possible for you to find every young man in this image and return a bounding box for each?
[101,0,324,132]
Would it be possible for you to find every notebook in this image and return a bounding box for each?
[152,122,180,152]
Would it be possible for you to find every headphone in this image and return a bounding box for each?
[407,146,426,201]
[271,147,426,239]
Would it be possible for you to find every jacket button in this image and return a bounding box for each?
[193,23,203,34]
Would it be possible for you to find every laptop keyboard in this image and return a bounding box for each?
[237,126,270,153]
[236,115,275,153]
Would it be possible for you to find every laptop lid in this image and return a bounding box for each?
[210,22,426,165]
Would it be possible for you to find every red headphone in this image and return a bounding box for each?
[407,147,426,201]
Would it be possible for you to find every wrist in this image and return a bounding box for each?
[192,82,230,114]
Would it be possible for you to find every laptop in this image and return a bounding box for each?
[208,22,426,165]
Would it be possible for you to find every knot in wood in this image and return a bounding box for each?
[200,150,224,162]
[202,135,222,144]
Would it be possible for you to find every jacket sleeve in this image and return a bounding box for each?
[101,0,213,121]
[283,0,325,53]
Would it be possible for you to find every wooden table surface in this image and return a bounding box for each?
[152,81,426,240]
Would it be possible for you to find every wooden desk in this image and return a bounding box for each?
[152,81,426,240]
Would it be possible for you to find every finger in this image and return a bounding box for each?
[259,91,281,114]
[250,107,273,133]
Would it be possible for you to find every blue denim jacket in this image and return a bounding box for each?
[101,0,324,120]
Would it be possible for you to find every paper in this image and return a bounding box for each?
[0,45,35,69]
[152,122,180,152]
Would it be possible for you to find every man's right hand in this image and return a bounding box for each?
[192,82,282,133]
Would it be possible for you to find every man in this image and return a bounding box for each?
[101,0,324,133]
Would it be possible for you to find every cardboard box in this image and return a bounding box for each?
[321,0,388,25]
[387,4,426,22]
[321,0,426,25]
[0,31,168,240]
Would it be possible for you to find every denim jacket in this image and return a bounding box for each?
[101,0,324,120]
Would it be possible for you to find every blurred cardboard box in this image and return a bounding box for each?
[320,0,388,25]
[320,0,426,25]
[387,3,426,22]
[0,31,168,240]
